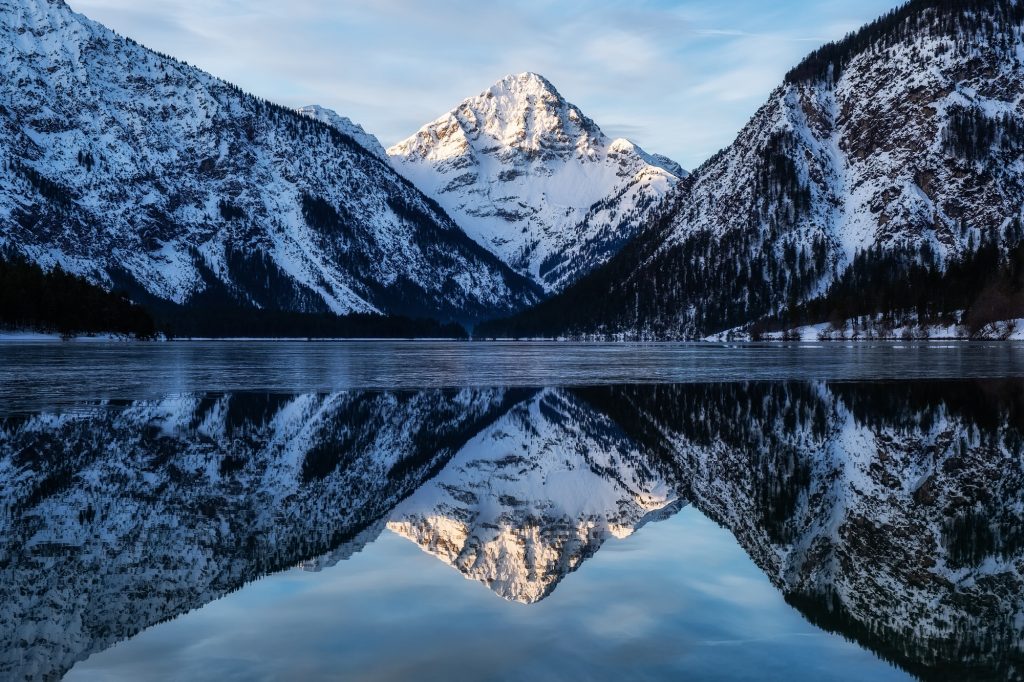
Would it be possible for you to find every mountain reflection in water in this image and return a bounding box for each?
[2,381,1023,681]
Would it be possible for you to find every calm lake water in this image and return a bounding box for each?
[2,341,1023,681]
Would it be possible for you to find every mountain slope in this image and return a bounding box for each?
[0,0,539,327]
[297,105,389,161]
[482,0,1024,338]
[0,388,518,680]
[388,73,684,292]
[386,389,681,603]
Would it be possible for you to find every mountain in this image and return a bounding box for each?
[297,105,389,161]
[388,72,684,292]
[481,0,1024,339]
[0,0,539,331]
[387,388,681,603]
[589,380,1024,681]
[0,388,520,680]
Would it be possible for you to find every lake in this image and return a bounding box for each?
[2,341,1023,681]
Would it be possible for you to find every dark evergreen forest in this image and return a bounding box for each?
[0,257,157,338]
[754,235,1024,338]
[157,306,467,339]
[785,0,1024,84]
[0,256,466,339]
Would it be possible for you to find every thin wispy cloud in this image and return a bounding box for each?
[68,0,902,169]
[694,28,823,41]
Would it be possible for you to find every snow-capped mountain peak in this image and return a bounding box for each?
[607,137,688,178]
[460,71,603,159]
[0,0,538,325]
[388,73,684,291]
[297,105,388,161]
[646,152,687,179]
[483,0,1024,339]
[386,389,681,603]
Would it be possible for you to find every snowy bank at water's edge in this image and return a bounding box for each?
[0,330,144,342]
[705,316,1024,342]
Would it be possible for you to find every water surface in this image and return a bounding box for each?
[2,342,1021,681]
[3,340,1023,413]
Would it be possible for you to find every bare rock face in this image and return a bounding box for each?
[0,0,539,323]
[389,72,684,292]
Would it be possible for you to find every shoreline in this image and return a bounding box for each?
[1,332,1022,344]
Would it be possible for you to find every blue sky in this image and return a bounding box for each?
[69,0,903,169]
[68,508,909,681]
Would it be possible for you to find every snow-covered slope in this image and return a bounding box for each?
[0,0,539,323]
[388,73,684,292]
[0,388,516,680]
[484,1,1024,338]
[387,389,681,603]
[599,381,1024,680]
[297,105,388,161]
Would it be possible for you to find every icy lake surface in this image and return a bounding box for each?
[3,341,1023,681]
[3,340,1024,414]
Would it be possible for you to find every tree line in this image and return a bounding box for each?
[786,0,1024,85]
[0,255,470,340]
[0,256,157,338]
[756,230,1024,337]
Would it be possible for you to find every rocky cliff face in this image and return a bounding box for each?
[0,0,539,324]
[389,72,683,292]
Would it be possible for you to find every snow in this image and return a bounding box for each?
[0,330,139,342]
[0,0,535,324]
[388,72,684,292]
[704,315,1024,342]
[297,105,389,161]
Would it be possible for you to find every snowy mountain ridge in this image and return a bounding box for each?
[7,1,1024,336]
[482,1,1024,339]
[297,105,389,161]
[0,0,539,326]
[388,72,684,292]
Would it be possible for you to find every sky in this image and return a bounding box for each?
[68,508,908,681]
[68,0,903,170]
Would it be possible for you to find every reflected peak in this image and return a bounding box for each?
[387,389,682,603]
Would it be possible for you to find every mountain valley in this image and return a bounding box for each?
[4,0,1024,340]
